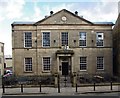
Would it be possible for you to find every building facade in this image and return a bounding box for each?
[0,42,4,76]
[4,55,12,74]
[12,9,113,77]
[113,13,120,76]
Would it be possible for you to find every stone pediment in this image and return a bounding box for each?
[35,9,93,25]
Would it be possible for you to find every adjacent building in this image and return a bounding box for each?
[113,13,120,76]
[4,55,12,74]
[0,42,4,76]
[12,9,114,77]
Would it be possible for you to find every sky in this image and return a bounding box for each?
[0,0,120,56]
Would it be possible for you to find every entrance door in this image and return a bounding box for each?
[62,62,69,76]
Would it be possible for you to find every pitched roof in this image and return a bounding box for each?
[11,9,114,26]
[93,22,114,25]
[35,9,93,25]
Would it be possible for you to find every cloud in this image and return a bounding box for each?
[32,3,42,21]
[0,1,119,55]
[0,0,25,20]
[63,2,118,23]
[38,2,118,23]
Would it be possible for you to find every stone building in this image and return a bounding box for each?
[4,55,12,74]
[0,42,4,76]
[113,13,120,76]
[12,9,113,78]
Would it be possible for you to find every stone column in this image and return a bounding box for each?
[57,56,59,73]
[54,56,59,87]
[54,73,58,87]
[71,56,74,73]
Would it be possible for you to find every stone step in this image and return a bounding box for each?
[60,76,71,83]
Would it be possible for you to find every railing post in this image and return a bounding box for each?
[76,83,77,92]
[94,82,95,91]
[58,75,60,93]
[110,81,112,90]
[21,83,23,93]
[39,81,41,92]
[2,84,5,93]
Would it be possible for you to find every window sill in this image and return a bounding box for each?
[96,46,104,47]
[97,69,104,70]
[24,71,33,73]
[79,46,87,47]
[80,70,87,71]
[24,47,32,49]
[42,71,51,73]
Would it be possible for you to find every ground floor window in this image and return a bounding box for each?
[24,58,32,72]
[80,57,87,71]
[97,57,104,70]
[43,57,51,71]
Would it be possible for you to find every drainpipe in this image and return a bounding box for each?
[35,24,38,75]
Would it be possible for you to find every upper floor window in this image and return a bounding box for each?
[42,57,51,71]
[24,32,32,48]
[96,32,104,47]
[61,32,68,46]
[80,57,87,71]
[1,46,3,52]
[0,58,1,63]
[42,32,50,47]
[79,32,86,47]
[24,58,32,72]
[97,56,104,70]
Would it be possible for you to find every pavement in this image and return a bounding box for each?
[1,85,120,96]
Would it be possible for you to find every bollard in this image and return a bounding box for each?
[110,81,112,90]
[94,82,95,91]
[39,82,41,92]
[58,75,60,93]
[2,84,5,93]
[76,83,77,92]
[21,84,23,93]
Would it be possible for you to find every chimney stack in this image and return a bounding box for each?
[75,11,78,15]
[50,11,53,15]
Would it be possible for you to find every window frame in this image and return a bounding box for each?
[24,32,32,48]
[96,32,104,47]
[42,57,51,72]
[80,57,87,71]
[1,46,3,52]
[24,57,32,72]
[42,32,50,47]
[96,56,104,70]
[79,32,87,47]
[0,58,1,64]
[61,32,68,46]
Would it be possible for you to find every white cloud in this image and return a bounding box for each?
[0,0,25,20]
[41,3,75,16]
[0,1,119,55]
[66,2,118,23]
[32,3,42,21]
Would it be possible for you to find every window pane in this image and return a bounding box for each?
[80,57,87,70]
[0,58,1,63]
[97,57,104,70]
[43,32,50,47]
[43,57,51,71]
[1,46,3,52]
[25,58,32,71]
[79,32,86,46]
[61,32,68,46]
[24,32,32,47]
[96,32,104,46]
